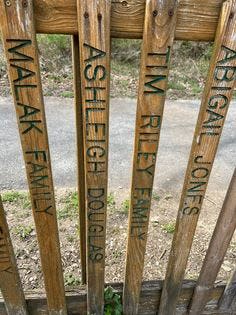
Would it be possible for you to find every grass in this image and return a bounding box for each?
[107,193,116,207]
[121,199,129,214]
[64,272,80,286]
[2,191,31,209]
[162,223,175,234]
[13,225,34,240]
[57,191,79,220]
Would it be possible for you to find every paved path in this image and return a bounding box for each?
[0,97,235,197]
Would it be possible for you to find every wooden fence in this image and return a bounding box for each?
[0,0,236,314]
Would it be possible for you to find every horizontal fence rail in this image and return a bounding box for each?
[30,0,224,41]
[0,281,230,315]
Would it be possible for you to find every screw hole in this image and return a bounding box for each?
[5,0,11,6]
[168,9,174,17]
[98,13,102,20]
[84,12,89,19]
[122,1,128,7]
[22,0,27,7]
[153,10,158,17]
[229,12,234,19]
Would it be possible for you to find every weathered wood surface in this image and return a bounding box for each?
[189,168,236,314]
[76,0,111,313]
[0,196,28,315]
[72,35,87,285]
[0,1,67,314]
[21,0,225,41]
[123,0,178,314]
[219,269,236,312]
[0,281,230,315]
[158,1,236,314]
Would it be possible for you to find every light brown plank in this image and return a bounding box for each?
[71,35,87,285]
[219,269,236,312]
[0,1,67,314]
[189,168,236,314]
[158,1,236,314]
[76,0,111,313]
[27,0,223,41]
[0,196,28,315]
[123,0,178,314]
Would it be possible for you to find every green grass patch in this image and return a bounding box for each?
[13,225,34,240]
[162,223,175,234]
[64,272,80,286]
[2,191,31,209]
[57,191,79,220]
[121,199,129,214]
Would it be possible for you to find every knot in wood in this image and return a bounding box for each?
[5,0,11,6]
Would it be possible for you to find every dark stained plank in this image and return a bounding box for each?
[71,35,87,285]
[123,0,178,314]
[158,1,236,314]
[0,1,67,314]
[0,281,230,315]
[76,0,111,313]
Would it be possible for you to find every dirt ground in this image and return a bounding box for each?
[3,187,235,291]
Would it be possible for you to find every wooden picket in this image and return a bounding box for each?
[0,196,28,315]
[76,0,111,313]
[123,0,178,314]
[189,168,236,314]
[158,0,236,313]
[0,0,236,315]
[0,1,67,314]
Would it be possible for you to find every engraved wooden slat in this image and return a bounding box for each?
[0,196,28,315]
[0,1,67,314]
[72,35,87,285]
[122,1,178,314]
[158,1,236,314]
[76,0,111,313]
[29,0,223,41]
[189,168,236,315]
[219,268,236,312]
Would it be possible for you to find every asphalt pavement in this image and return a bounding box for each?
[0,97,235,197]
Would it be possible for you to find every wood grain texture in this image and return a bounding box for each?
[72,35,87,285]
[0,196,28,315]
[76,0,111,313]
[189,168,236,314]
[21,0,225,41]
[0,281,230,315]
[123,0,178,314]
[0,1,67,314]
[219,268,236,312]
[158,1,236,314]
